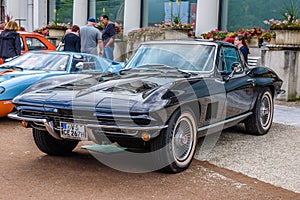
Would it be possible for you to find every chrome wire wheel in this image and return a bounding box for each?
[172,112,196,167]
[244,88,274,135]
[260,93,272,128]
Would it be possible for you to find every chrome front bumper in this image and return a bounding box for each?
[8,113,168,141]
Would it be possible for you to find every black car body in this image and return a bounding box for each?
[9,40,284,173]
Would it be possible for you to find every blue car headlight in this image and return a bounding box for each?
[0,86,5,94]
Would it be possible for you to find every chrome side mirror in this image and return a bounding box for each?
[224,62,243,82]
[231,62,242,73]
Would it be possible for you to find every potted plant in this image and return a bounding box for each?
[261,31,275,43]
[264,0,300,45]
[201,29,228,40]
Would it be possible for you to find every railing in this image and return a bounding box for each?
[248,56,261,67]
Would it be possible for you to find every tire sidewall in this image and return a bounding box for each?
[166,107,197,170]
[256,88,274,134]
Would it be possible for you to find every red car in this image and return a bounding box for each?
[0,31,56,63]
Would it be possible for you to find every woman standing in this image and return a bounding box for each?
[0,20,21,62]
[234,34,249,63]
[62,25,81,52]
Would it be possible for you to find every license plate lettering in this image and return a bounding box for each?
[60,122,87,140]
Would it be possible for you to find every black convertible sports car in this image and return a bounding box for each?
[9,40,284,173]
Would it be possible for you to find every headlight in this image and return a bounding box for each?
[0,86,5,94]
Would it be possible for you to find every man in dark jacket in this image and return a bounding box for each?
[100,15,116,60]
[0,20,21,62]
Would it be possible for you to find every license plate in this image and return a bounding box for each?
[60,122,87,140]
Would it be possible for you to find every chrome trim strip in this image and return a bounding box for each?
[198,112,252,132]
[8,113,48,123]
[45,121,62,140]
[86,124,168,131]
[7,113,168,139]
[8,113,62,140]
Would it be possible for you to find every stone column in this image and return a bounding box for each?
[32,0,47,31]
[123,0,141,34]
[73,0,88,27]
[6,0,21,22]
[261,47,300,101]
[195,0,219,37]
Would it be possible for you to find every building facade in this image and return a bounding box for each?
[2,0,288,36]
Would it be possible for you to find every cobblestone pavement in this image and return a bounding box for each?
[0,101,299,199]
[0,118,298,200]
[274,103,300,127]
[195,102,300,194]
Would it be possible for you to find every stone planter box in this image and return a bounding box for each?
[163,30,187,40]
[274,30,300,45]
[248,38,259,47]
[48,29,66,37]
[248,38,264,47]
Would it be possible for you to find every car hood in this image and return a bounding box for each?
[0,71,67,100]
[13,69,197,113]
[0,69,60,83]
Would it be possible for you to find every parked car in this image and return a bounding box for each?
[0,31,56,64]
[0,51,123,117]
[9,40,284,173]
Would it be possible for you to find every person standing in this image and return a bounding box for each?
[100,15,116,60]
[234,34,250,63]
[62,25,81,52]
[0,20,21,62]
[80,17,102,55]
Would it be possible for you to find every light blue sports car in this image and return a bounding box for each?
[0,51,123,117]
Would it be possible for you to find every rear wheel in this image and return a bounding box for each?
[150,107,197,173]
[245,88,273,135]
[32,128,79,155]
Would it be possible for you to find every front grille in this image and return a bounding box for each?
[20,107,162,131]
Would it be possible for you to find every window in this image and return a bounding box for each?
[142,0,197,27]
[48,0,73,24]
[71,55,101,72]
[89,0,124,25]
[219,46,240,73]
[25,38,47,50]
[127,44,215,72]
[220,0,288,31]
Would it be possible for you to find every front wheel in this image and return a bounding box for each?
[33,128,79,155]
[245,88,274,135]
[150,107,197,173]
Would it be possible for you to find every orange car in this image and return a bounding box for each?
[0,31,56,64]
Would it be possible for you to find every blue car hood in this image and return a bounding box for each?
[0,71,67,100]
[0,70,56,83]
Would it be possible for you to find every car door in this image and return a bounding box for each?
[218,45,255,119]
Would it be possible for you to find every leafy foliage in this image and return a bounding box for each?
[264,0,300,30]
[226,0,296,31]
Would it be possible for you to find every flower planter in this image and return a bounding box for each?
[48,29,66,37]
[163,30,187,40]
[274,30,300,45]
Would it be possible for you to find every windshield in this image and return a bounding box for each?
[125,43,216,72]
[2,52,70,71]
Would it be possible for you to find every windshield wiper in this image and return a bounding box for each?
[120,64,198,77]
[0,65,23,71]
[137,64,197,77]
